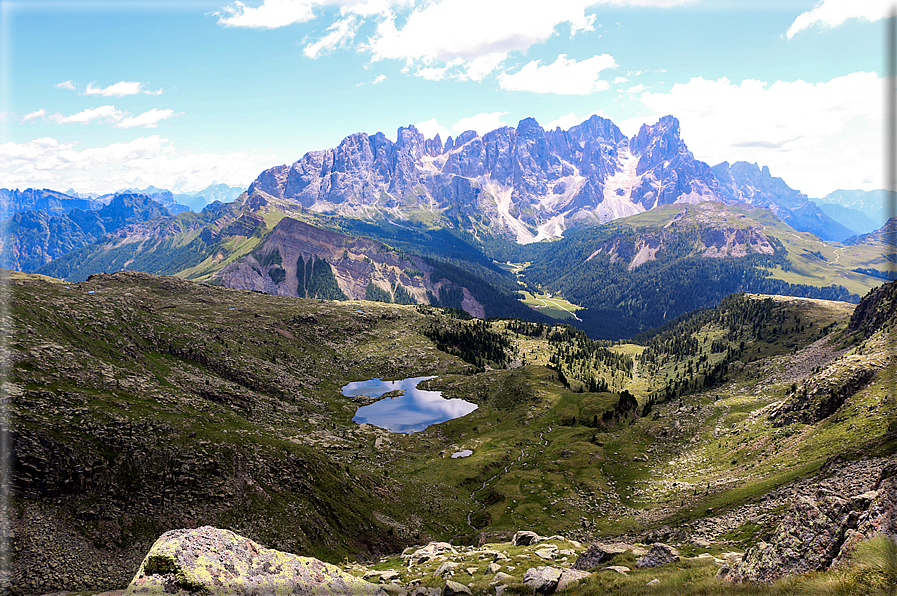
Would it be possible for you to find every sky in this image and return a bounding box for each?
[0,0,890,198]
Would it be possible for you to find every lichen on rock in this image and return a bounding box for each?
[124,526,386,595]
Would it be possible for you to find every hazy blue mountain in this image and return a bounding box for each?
[817,189,895,231]
[817,202,879,235]
[2,193,171,272]
[711,161,854,242]
[0,188,101,219]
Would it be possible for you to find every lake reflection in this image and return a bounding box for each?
[344,376,477,433]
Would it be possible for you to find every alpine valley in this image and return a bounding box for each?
[2,115,896,596]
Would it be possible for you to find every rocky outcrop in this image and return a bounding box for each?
[848,278,897,338]
[124,526,386,595]
[721,469,897,583]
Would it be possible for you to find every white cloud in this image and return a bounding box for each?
[51,105,125,125]
[304,15,360,58]
[84,81,147,97]
[546,111,605,130]
[363,0,599,81]
[414,118,451,141]
[372,74,387,84]
[216,0,318,28]
[614,76,629,84]
[499,53,615,94]
[114,108,178,129]
[629,71,882,196]
[43,106,177,128]
[21,109,46,122]
[624,83,645,93]
[786,0,888,39]
[0,136,276,194]
[54,80,164,96]
[451,111,508,135]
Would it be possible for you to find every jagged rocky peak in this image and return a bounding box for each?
[630,115,685,172]
[624,115,725,210]
[244,113,743,243]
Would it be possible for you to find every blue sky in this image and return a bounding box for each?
[0,0,889,198]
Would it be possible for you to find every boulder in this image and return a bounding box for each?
[512,531,542,546]
[572,543,630,570]
[489,572,515,585]
[635,543,680,568]
[123,526,385,595]
[405,542,458,566]
[485,562,502,575]
[522,566,562,594]
[433,561,459,578]
[602,566,630,575]
[441,580,471,595]
[556,569,591,591]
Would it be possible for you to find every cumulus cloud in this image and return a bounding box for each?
[414,118,451,141]
[786,0,888,39]
[304,15,360,58]
[0,136,276,194]
[499,54,615,94]
[213,0,696,81]
[372,74,387,84]
[215,0,318,28]
[54,80,77,91]
[451,111,508,135]
[85,81,146,97]
[628,71,882,196]
[363,0,598,80]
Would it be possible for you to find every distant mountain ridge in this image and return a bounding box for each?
[249,114,853,243]
[1,194,172,272]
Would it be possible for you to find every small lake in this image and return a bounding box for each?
[344,376,478,433]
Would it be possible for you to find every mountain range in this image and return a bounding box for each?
[2,114,893,338]
[249,115,863,243]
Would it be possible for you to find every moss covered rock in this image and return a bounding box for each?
[124,526,386,595]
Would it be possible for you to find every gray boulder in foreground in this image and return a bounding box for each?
[635,543,680,568]
[124,526,385,595]
[522,566,562,593]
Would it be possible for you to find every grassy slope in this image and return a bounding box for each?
[8,271,896,594]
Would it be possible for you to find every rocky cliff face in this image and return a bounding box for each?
[249,116,736,244]
[215,217,485,316]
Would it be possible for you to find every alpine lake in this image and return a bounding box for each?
[343,376,478,434]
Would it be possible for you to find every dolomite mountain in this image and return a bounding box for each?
[249,115,847,243]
